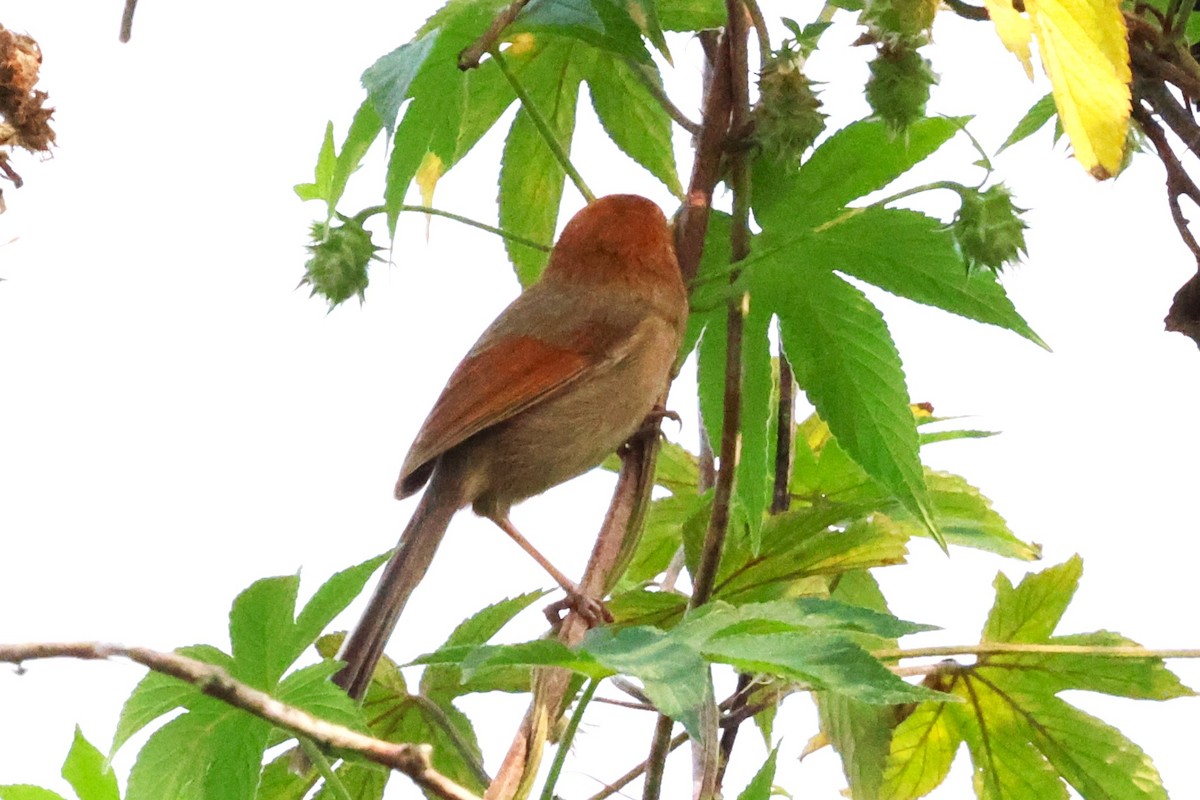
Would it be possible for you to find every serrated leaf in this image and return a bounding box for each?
[880,702,961,800]
[228,574,300,690]
[1027,0,1131,178]
[294,122,336,202]
[293,552,390,655]
[761,263,940,546]
[999,92,1057,152]
[918,470,1040,560]
[0,788,66,800]
[654,0,726,29]
[586,54,681,194]
[275,661,366,731]
[954,694,1068,800]
[111,644,233,755]
[498,41,585,285]
[715,509,909,604]
[513,0,653,63]
[770,207,1043,346]
[61,728,119,800]
[983,0,1035,77]
[752,117,966,232]
[1020,694,1167,799]
[821,696,894,800]
[738,302,774,549]
[257,753,314,800]
[584,625,711,739]
[702,632,946,704]
[737,747,779,800]
[613,493,705,591]
[361,30,439,135]
[981,631,1195,700]
[627,0,672,61]
[422,591,547,701]
[983,556,1081,644]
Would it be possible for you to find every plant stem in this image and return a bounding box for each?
[875,643,1200,660]
[539,679,600,800]
[491,48,596,203]
[811,180,967,233]
[630,61,702,136]
[640,715,676,800]
[354,204,551,252]
[301,738,352,800]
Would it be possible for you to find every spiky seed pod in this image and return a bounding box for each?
[865,44,937,134]
[301,217,381,308]
[861,0,938,39]
[755,51,826,166]
[953,185,1029,273]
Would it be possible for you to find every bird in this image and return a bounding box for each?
[334,194,689,700]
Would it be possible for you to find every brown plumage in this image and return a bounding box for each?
[335,195,688,699]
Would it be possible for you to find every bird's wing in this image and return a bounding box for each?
[396,330,626,497]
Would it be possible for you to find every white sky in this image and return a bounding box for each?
[1,2,1198,798]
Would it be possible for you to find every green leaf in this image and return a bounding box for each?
[294,122,336,202]
[654,0,726,30]
[586,55,681,194]
[952,693,1067,800]
[881,702,961,800]
[361,30,439,134]
[715,510,909,605]
[702,632,947,704]
[752,117,966,231]
[293,552,390,656]
[498,41,585,285]
[62,727,119,800]
[513,0,653,64]
[111,644,233,755]
[275,661,366,730]
[982,556,1082,644]
[981,631,1195,700]
[0,788,66,800]
[613,493,704,591]
[821,696,895,800]
[627,0,672,61]
[422,591,547,701]
[125,698,264,800]
[772,207,1043,345]
[228,574,300,690]
[919,470,1040,560]
[675,598,932,643]
[761,262,940,546]
[1019,695,1167,800]
[999,92,1058,153]
[608,587,689,627]
[584,626,711,739]
[257,754,314,800]
[736,747,779,800]
[737,302,775,549]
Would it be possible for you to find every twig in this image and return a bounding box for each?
[0,642,483,800]
[943,0,990,21]
[589,731,689,800]
[119,0,138,42]
[771,357,795,513]
[630,61,703,136]
[741,0,772,68]
[640,715,678,800]
[356,204,552,252]
[491,48,596,203]
[300,738,353,800]
[458,0,534,70]
[539,680,600,800]
[1131,102,1200,264]
[874,642,1200,660]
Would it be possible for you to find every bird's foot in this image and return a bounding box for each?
[544,591,614,631]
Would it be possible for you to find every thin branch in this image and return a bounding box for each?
[588,731,689,800]
[356,204,551,252]
[491,49,596,203]
[1131,102,1200,264]
[771,357,795,514]
[943,0,990,21]
[119,0,138,42]
[458,0,534,70]
[873,643,1200,660]
[631,62,702,136]
[0,642,483,800]
[300,738,353,800]
[742,0,772,69]
[539,679,600,800]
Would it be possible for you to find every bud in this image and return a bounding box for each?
[755,50,826,166]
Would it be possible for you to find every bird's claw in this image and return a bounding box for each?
[544,592,613,631]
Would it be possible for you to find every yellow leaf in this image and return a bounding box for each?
[415,151,444,208]
[1027,0,1131,178]
[505,32,536,57]
[982,0,1035,79]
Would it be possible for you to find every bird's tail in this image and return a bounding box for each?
[335,469,460,700]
